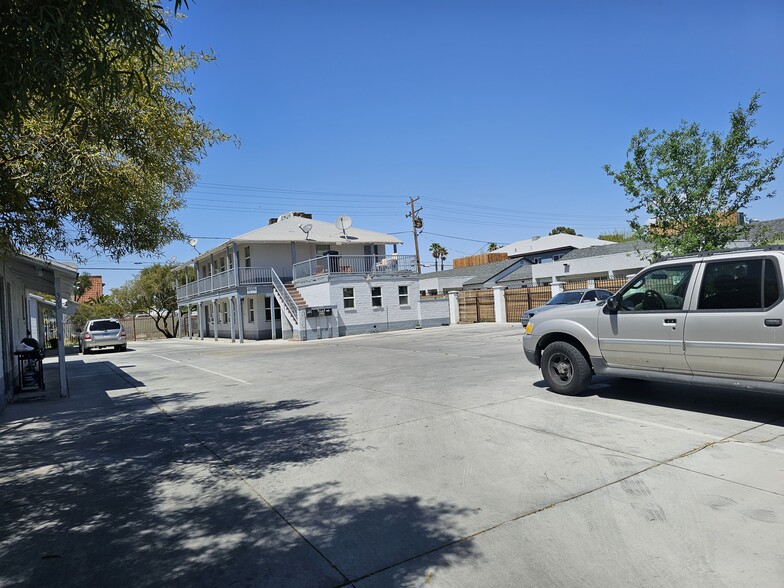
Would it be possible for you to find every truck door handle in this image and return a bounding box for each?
[765,319,782,327]
[664,318,677,324]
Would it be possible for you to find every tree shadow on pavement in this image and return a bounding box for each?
[0,390,480,586]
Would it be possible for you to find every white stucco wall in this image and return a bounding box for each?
[296,275,448,337]
[418,275,470,294]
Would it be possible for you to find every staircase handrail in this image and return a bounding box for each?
[271,268,299,324]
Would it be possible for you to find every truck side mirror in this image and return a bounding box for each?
[606,297,620,312]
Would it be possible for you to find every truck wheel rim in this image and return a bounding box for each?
[548,353,572,382]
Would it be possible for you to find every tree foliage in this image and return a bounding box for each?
[604,93,784,258]
[597,230,635,243]
[487,242,499,251]
[549,226,579,236]
[72,298,124,328]
[1,0,187,127]
[113,263,179,338]
[429,242,448,271]
[72,273,93,302]
[0,2,228,261]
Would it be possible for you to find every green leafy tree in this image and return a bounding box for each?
[1,0,188,128]
[114,263,179,338]
[604,93,784,258]
[549,226,579,236]
[597,230,635,243]
[72,298,125,328]
[0,7,229,261]
[72,273,93,302]
[487,242,500,252]
[439,246,448,271]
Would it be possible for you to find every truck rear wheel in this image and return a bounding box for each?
[541,341,591,396]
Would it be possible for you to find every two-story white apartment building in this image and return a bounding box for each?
[175,212,450,342]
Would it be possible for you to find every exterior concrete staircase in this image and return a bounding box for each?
[284,283,306,308]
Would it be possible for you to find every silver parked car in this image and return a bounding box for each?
[521,288,613,326]
[79,318,127,353]
[523,246,784,396]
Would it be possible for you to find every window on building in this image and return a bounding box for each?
[265,296,282,321]
[244,246,251,268]
[371,286,382,307]
[228,254,234,270]
[248,298,255,323]
[218,257,226,273]
[553,254,563,261]
[343,287,355,309]
[398,285,409,305]
[222,301,228,324]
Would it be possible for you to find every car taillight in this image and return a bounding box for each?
[84,333,92,341]
[120,330,127,338]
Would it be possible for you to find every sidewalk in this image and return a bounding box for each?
[0,351,342,587]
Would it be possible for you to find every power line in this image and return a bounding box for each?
[422,231,500,245]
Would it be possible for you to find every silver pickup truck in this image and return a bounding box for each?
[523,246,784,395]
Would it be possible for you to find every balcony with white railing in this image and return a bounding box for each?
[176,267,278,301]
[293,254,418,280]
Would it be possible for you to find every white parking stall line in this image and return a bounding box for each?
[150,354,250,385]
[525,397,723,440]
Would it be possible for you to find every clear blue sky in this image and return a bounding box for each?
[86,0,784,290]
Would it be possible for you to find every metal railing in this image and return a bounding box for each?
[176,267,276,301]
[293,254,418,279]
[271,269,299,325]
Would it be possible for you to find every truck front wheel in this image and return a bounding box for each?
[541,341,591,396]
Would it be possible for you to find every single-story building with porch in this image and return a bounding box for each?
[1,253,77,412]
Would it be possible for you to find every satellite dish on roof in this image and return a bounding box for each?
[299,223,313,239]
[336,216,352,240]
[335,216,352,231]
[188,238,200,253]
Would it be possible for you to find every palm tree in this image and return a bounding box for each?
[487,242,499,252]
[439,246,448,271]
[429,242,443,271]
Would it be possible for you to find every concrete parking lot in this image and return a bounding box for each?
[1,323,783,587]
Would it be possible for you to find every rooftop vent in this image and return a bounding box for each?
[268,211,313,225]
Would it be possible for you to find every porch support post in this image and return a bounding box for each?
[229,296,236,343]
[270,294,277,340]
[232,243,240,287]
[54,275,68,398]
[212,299,218,341]
[197,302,204,340]
[236,294,245,343]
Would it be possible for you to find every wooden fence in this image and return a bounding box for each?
[458,290,496,323]
[459,277,631,324]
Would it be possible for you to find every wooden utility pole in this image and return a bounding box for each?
[406,196,423,273]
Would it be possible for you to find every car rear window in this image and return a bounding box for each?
[90,320,122,331]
